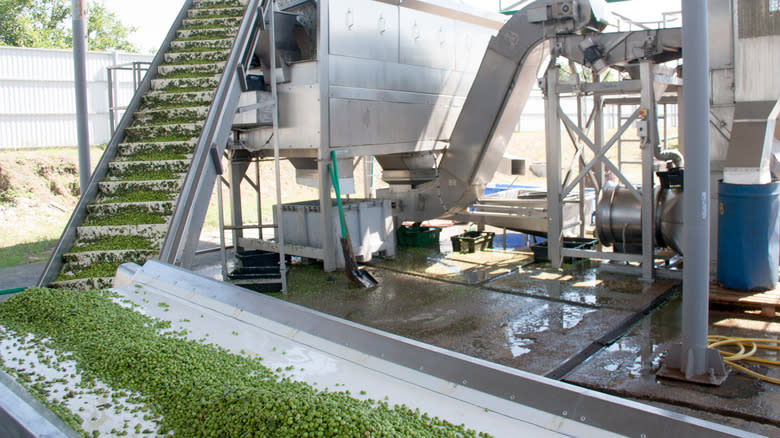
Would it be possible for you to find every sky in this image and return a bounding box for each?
[98,0,683,54]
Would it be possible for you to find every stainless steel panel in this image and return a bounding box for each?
[735,35,780,102]
[330,84,467,106]
[243,83,321,150]
[455,21,494,73]
[329,55,476,96]
[399,7,455,70]
[330,0,399,63]
[233,91,274,127]
[329,97,460,148]
[707,0,733,69]
[710,68,734,106]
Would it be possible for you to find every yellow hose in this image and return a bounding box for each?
[708,336,780,385]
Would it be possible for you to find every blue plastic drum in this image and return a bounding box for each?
[717,181,780,290]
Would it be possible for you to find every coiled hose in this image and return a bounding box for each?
[708,336,780,384]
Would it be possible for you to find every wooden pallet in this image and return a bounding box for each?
[709,283,780,317]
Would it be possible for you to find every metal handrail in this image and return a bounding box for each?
[159,0,266,265]
[37,0,196,287]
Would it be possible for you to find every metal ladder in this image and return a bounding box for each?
[213,0,288,293]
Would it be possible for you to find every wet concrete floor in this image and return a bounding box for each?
[195,236,779,436]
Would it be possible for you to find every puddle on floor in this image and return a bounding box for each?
[488,261,667,311]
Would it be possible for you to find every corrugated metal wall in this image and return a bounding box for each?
[0,47,153,149]
[735,0,780,102]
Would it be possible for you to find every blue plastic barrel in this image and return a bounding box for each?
[717,181,780,290]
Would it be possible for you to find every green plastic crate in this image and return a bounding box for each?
[396,225,441,247]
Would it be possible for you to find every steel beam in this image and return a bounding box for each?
[659,0,727,386]
[544,66,563,268]
[318,0,336,272]
[639,61,655,282]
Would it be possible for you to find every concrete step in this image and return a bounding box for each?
[86,200,177,220]
[125,121,204,142]
[107,159,191,181]
[193,0,244,8]
[98,179,183,197]
[76,223,169,241]
[151,75,221,91]
[116,140,197,159]
[135,105,210,124]
[164,49,231,65]
[158,62,226,77]
[170,38,234,51]
[176,27,236,41]
[50,277,114,290]
[182,16,242,29]
[62,250,159,270]
[142,89,215,107]
[187,6,245,18]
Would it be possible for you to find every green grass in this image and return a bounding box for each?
[70,235,156,253]
[0,240,57,269]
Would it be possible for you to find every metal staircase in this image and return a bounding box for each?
[38,0,266,288]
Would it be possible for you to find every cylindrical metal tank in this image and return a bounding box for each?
[595,181,643,249]
[595,169,684,254]
[717,181,780,290]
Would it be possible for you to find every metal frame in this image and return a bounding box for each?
[115,260,756,438]
[107,61,151,136]
[159,0,267,268]
[542,60,680,281]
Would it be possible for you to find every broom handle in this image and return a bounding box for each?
[329,151,348,238]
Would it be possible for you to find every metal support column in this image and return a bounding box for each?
[72,0,90,194]
[593,74,604,190]
[639,61,656,282]
[544,66,563,268]
[269,0,288,293]
[317,0,335,272]
[229,148,252,250]
[659,0,726,386]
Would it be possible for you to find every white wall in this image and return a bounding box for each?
[0,46,153,149]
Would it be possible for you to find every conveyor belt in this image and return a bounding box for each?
[37,0,265,288]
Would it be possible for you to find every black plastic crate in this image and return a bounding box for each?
[235,250,279,269]
[531,237,598,263]
[451,231,495,253]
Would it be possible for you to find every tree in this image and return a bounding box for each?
[0,0,137,52]
[84,3,137,52]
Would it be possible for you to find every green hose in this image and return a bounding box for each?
[0,288,26,296]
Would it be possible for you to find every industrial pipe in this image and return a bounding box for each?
[595,169,684,255]
[72,0,91,194]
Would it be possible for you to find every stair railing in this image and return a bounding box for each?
[159,0,266,267]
